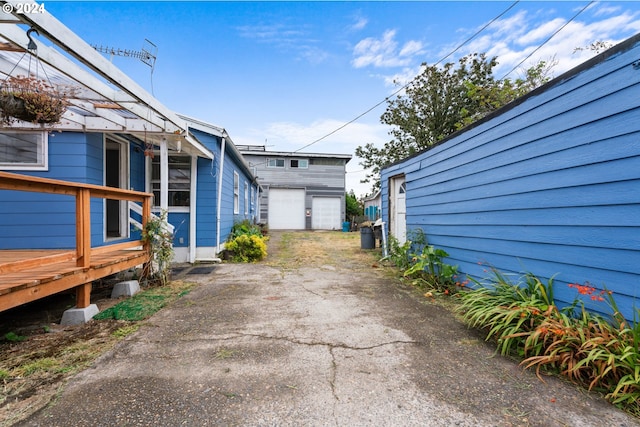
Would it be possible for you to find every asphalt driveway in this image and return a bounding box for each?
[18,231,640,426]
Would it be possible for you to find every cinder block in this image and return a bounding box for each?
[60,304,99,326]
[111,280,140,298]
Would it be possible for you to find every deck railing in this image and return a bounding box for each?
[0,171,153,308]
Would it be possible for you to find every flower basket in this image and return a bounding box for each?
[0,75,71,125]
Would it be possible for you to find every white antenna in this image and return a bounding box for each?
[92,39,157,72]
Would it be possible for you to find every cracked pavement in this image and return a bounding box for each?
[18,231,640,426]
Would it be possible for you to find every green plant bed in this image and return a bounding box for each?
[95,281,195,321]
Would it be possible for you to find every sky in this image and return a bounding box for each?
[42,1,640,197]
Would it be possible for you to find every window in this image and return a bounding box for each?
[151,155,191,207]
[267,158,285,168]
[290,159,308,169]
[233,171,239,214]
[0,131,47,170]
[251,186,255,209]
[309,158,344,166]
[244,182,249,215]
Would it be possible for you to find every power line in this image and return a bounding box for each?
[293,1,520,154]
[500,1,593,80]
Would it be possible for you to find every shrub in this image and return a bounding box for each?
[229,219,262,239]
[225,234,267,262]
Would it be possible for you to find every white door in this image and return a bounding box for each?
[268,188,306,230]
[391,176,406,244]
[312,197,341,230]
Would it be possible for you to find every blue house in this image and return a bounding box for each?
[0,8,259,315]
[380,33,640,321]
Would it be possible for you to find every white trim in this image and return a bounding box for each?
[233,170,240,214]
[103,135,130,241]
[189,155,197,263]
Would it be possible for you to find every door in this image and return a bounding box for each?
[390,176,406,244]
[268,188,306,230]
[312,197,341,230]
[105,139,128,238]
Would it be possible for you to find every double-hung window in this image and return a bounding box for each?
[244,182,249,215]
[151,155,191,207]
[233,171,240,214]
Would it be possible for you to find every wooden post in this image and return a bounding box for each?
[76,188,91,268]
[75,283,92,308]
[142,195,152,278]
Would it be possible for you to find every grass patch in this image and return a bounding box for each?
[94,280,195,321]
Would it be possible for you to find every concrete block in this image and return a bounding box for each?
[111,280,140,298]
[60,304,99,326]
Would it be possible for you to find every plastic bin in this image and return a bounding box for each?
[360,226,375,249]
[342,221,350,232]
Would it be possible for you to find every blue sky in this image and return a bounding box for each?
[45,1,640,196]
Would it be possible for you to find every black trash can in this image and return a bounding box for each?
[360,226,375,249]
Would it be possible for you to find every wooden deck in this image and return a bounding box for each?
[0,246,150,312]
[0,171,153,313]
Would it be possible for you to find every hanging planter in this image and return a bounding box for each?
[0,75,71,125]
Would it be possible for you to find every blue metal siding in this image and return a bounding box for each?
[381,37,640,320]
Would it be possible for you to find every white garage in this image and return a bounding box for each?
[268,188,306,230]
[312,197,342,230]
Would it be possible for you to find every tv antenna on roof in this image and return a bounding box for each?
[92,39,157,72]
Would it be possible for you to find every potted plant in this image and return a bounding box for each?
[0,75,73,125]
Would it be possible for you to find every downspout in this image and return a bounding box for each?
[215,135,227,255]
[189,154,197,263]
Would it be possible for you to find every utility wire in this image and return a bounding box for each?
[293,1,520,154]
[500,1,593,80]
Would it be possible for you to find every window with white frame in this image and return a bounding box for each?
[266,158,285,168]
[233,171,240,214]
[0,131,47,170]
[250,186,255,210]
[151,155,191,207]
[290,159,308,169]
[244,182,249,215]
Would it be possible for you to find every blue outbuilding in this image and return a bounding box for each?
[381,33,640,321]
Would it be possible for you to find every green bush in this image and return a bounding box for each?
[229,220,263,239]
[225,234,267,262]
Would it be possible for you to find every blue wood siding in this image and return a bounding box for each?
[192,130,220,248]
[0,132,105,249]
[381,36,640,321]
[191,129,256,248]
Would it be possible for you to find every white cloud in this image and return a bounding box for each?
[351,16,368,31]
[236,23,330,64]
[352,29,424,68]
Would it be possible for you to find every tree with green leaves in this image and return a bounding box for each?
[356,53,553,189]
[345,190,363,219]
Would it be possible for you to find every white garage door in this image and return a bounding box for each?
[268,189,306,230]
[312,197,341,230]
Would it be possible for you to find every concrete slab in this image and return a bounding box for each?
[60,304,99,326]
[111,280,140,298]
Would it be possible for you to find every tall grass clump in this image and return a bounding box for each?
[456,268,640,416]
